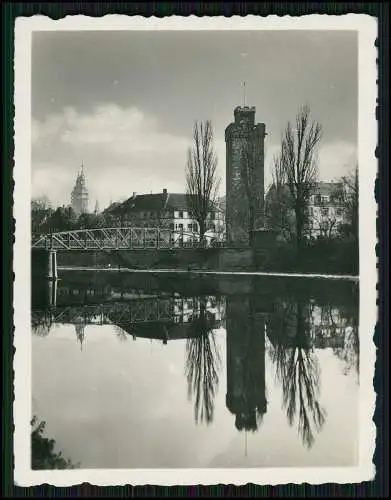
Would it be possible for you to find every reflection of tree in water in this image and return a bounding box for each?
[332,302,359,379]
[113,325,128,342]
[31,310,52,337]
[330,285,360,379]
[31,416,79,469]
[185,297,222,425]
[268,300,326,448]
[333,325,359,379]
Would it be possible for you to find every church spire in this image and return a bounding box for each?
[79,160,85,183]
[75,324,85,352]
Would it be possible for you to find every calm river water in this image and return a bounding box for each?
[31,271,359,469]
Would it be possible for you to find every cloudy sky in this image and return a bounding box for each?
[31,30,358,210]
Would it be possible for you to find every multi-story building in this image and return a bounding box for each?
[225,105,267,244]
[309,304,349,348]
[103,189,225,244]
[306,182,349,238]
[265,181,350,239]
[71,164,89,215]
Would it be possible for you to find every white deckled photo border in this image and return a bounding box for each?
[13,14,378,486]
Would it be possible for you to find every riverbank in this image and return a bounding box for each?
[57,266,359,282]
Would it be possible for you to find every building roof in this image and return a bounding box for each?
[266,181,343,199]
[312,182,343,196]
[104,191,223,215]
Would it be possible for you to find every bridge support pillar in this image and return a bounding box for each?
[32,248,58,281]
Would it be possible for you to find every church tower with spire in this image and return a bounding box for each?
[71,162,89,215]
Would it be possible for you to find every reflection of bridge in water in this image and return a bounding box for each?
[32,295,225,342]
[32,276,352,349]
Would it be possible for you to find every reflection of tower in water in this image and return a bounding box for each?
[75,324,85,351]
[225,296,267,432]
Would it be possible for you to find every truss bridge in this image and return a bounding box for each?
[32,227,216,251]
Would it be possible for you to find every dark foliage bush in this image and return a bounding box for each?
[31,416,79,470]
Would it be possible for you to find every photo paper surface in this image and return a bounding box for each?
[14,14,377,486]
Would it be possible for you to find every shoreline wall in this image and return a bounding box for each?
[56,248,255,272]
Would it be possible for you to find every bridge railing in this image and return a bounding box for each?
[32,227,221,251]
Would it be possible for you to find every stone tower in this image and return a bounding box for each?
[225,106,267,244]
[71,163,89,215]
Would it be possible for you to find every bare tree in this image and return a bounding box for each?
[265,155,294,239]
[275,105,322,255]
[337,165,359,243]
[185,121,221,245]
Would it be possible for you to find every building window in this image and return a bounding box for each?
[178,211,183,218]
[321,207,329,216]
[169,223,174,230]
[188,223,193,231]
[315,195,322,205]
[336,208,343,217]
[178,223,183,230]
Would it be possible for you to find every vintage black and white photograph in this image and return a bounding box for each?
[14,15,377,486]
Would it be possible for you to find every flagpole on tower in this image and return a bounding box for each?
[242,81,247,107]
